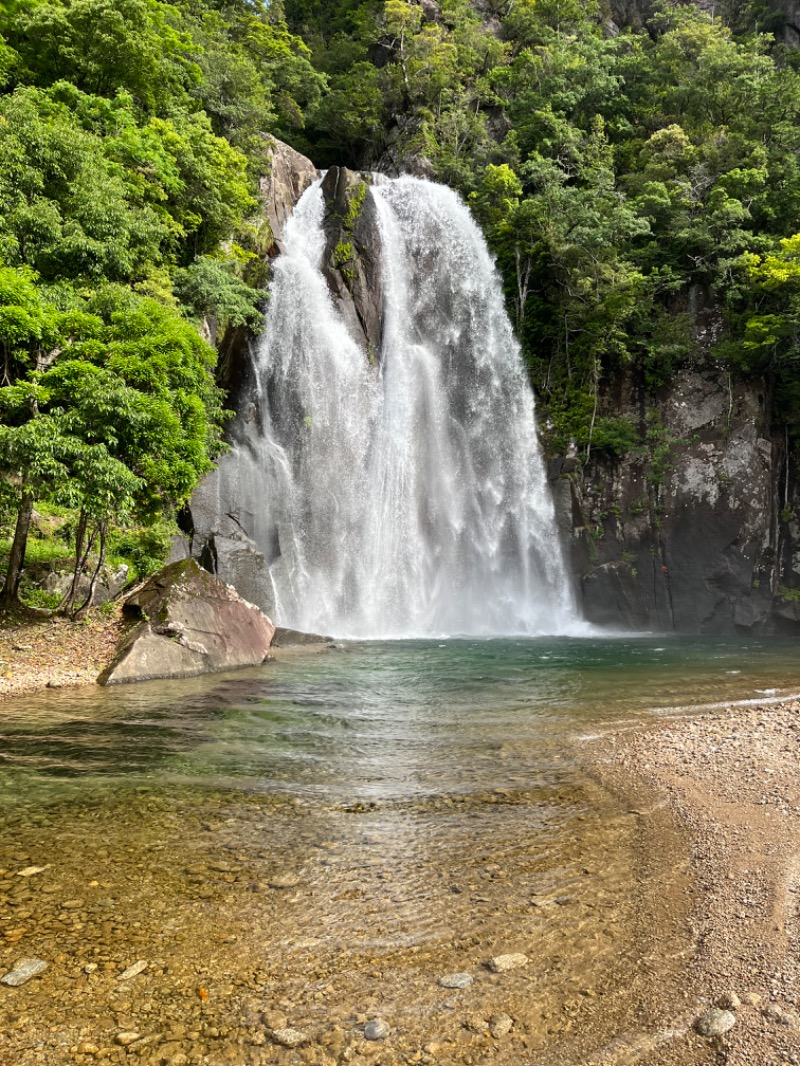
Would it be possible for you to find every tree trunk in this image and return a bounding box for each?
[0,490,34,607]
[74,520,108,620]
[59,509,93,614]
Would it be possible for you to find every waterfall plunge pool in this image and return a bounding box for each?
[0,635,798,1064]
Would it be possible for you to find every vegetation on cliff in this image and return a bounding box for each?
[1,0,800,609]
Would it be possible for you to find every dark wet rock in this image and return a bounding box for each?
[272,627,333,647]
[170,465,277,617]
[563,364,787,634]
[364,1019,391,1041]
[320,167,384,359]
[694,1007,736,1038]
[98,559,275,685]
[1,958,48,986]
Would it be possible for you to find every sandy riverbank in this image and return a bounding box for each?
[0,610,130,699]
[589,695,800,1065]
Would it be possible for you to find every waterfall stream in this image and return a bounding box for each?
[229,175,583,638]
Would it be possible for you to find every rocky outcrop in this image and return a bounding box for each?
[214,138,318,416]
[320,167,384,358]
[98,559,275,685]
[552,362,792,633]
[168,462,278,616]
[261,136,319,255]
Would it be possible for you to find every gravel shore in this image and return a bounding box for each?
[592,696,800,1065]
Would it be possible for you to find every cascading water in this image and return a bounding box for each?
[232,175,583,638]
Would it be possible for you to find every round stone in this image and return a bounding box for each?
[694,1008,736,1038]
[364,1019,390,1041]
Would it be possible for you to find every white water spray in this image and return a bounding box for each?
[228,176,583,638]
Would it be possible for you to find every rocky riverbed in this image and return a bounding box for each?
[2,636,800,1065]
[0,771,693,1065]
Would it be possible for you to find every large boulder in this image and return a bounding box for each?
[98,559,275,685]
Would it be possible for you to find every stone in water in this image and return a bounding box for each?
[271,1028,308,1049]
[364,1019,391,1041]
[1,958,48,986]
[16,866,49,878]
[694,1008,736,1038]
[439,972,473,989]
[119,960,148,981]
[488,953,529,973]
[115,1033,142,1047]
[489,1013,514,1038]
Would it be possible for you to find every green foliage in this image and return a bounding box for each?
[109,520,175,583]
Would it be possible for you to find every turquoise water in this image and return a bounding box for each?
[1,635,798,797]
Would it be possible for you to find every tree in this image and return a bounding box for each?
[0,276,225,609]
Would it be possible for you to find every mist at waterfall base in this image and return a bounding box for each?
[225,176,585,640]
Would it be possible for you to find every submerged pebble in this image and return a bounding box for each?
[1,958,48,987]
[438,972,473,990]
[489,1012,514,1038]
[488,953,529,973]
[364,1019,391,1041]
[271,1027,308,1048]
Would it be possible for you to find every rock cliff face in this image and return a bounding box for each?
[551,363,800,634]
[319,167,384,358]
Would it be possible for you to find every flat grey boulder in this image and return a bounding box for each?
[98,559,275,685]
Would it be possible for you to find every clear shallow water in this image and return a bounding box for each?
[1,635,798,798]
[1,636,798,1064]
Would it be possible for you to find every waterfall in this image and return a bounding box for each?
[229,175,583,638]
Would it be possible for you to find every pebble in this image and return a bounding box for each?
[715,990,741,1010]
[262,1010,288,1030]
[489,1013,514,1038]
[1,958,49,986]
[438,972,473,990]
[269,874,300,890]
[465,1016,488,1034]
[16,865,49,877]
[742,992,762,1007]
[488,953,529,973]
[115,1032,142,1046]
[763,1005,798,1027]
[118,960,148,981]
[364,1019,391,1041]
[270,1027,308,1048]
[694,1007,736,1038]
